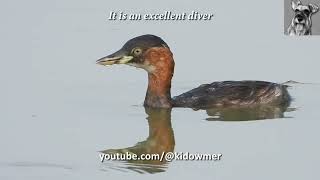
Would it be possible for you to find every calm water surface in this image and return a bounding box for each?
[1,80,320,179]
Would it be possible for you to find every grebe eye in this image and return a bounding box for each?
[132,48,142,56]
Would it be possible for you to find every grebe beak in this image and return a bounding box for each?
[96,50,133,66]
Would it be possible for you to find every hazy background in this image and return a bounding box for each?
[1,0,320,180]
[284,0,320,34]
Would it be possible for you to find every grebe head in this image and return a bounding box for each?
[97,34,175,108]
[97,34,173,74]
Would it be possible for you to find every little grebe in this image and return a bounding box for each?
[97,34,291,109]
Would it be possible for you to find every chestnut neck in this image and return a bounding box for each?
[143,47,175,108]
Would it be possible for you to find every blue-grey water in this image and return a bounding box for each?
[1,0,320,179]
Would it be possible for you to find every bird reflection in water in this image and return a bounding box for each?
[100,107,174,174]
[100,103,294,174]
[204,104,296,121]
